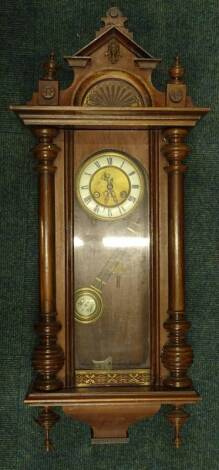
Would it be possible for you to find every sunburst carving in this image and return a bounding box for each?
[82,79,147,107]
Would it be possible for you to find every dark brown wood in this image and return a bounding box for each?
[32,127,64,391]
[149,129,161,386]
[162,128,193,389]
[25,387,201,405]
[64,130,74,388]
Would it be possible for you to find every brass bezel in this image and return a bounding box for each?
[76,149,145,221]
[75,286,103,324]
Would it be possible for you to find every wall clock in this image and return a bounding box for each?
[11,7,209,450]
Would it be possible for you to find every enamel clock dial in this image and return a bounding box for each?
[76,150,144,220]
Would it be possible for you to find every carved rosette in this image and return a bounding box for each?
[162,128,193,389]
[32,128,64,391]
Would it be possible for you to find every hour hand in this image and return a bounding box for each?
[104,190,110,204]
[110,189,119,204]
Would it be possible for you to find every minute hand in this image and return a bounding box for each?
[109,188,119,205]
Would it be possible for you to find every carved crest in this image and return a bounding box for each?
[97,6,132,38]
[106,39,121,64]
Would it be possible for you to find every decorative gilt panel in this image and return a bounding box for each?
[82,78,147,107]
[75,369,150,386]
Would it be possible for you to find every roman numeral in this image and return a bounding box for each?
[107,157,113,165]
[94,161,101,168]
[108,208,112,217]
[120,161,125,169]
[93,205,100,214]
[84,172,92,176]
[129,171,136,176]
[132,184,139,189]
[128,195,136,203]
[80,185,89,190]
[119,206,126,214]
[84,195,92,204]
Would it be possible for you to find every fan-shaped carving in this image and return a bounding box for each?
[82,79,148,107]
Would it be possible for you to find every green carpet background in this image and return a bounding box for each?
[0,1,218,469]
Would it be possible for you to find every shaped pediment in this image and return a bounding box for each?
[65,7,160,71]
[72,26,155,60]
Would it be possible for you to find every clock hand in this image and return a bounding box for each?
[104,190,110,205]
[109,188,119,204]
[102,173,113,204]
[91,250,125,289]
[103,172,120,205]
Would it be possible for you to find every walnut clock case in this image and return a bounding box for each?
[11,7,209,450]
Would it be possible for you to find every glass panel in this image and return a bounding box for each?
[74,150,150,384]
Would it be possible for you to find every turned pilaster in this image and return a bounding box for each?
[162,128,193,389]
[32,127,64,391]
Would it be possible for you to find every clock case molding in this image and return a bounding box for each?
[11,7,209,449]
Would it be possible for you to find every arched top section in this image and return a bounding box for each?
[73,71,152,107]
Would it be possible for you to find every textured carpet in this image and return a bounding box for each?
[0,1,218,469]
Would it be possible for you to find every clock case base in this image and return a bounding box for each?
[25,388,200,446]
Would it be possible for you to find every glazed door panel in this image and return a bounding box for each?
[72,130,150,386]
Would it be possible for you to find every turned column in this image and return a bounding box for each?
[162,127,193,389]
[32,127,64,391]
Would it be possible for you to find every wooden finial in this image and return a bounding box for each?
[169,55,185,83]
[42,51,58,80]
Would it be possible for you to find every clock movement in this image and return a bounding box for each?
[11,7,209,449]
